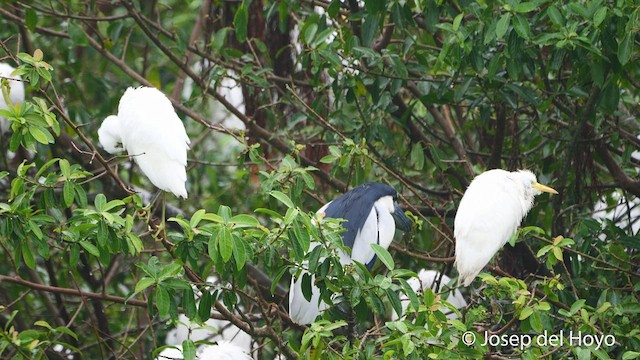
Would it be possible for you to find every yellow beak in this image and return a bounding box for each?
[532,182,558,194]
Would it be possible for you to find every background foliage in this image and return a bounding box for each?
[0,0,639,359]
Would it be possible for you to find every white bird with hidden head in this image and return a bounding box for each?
[197,341,253,360]
[289,182,412,324]
[454,169,558,287]
[0,63,25,134]
[393,269,467,320]
[98,86,190,198]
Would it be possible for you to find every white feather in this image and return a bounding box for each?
[98,86,190,198]
[0,63,25,133]
[156,345,183,360]
[197,341,253,360]
[393,270,467,320]
[454,169,555,286]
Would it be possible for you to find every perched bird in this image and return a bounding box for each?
[98,86,190,198]
[164,314,252,355]
[0,63,25,134]
[392,270,467,320]
[156,345,183,360]
[289,182,412,324]
[164,277,253,355]
[197,341,253,360]
[156,342,252,360]
[454,169,558,286]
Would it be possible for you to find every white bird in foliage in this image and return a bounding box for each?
[454,169,558,286]
[392,270,467,320]
[197,341,253,360]
[156,345,183,360]
[156,341,252,360]
[0,63,25,134]
[289,182,412,324]
[98,86,190,198]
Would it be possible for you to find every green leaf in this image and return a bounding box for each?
[547,6,564,26]
[232,235,246,271]
[59,158,71,178]
[21,240,35,269]
[190,209,206,227]
[270,190,294,208]
[155,286,170,317]
[362,13,381,47]
[79,241,100,257]
[25,8,38,32]
[63,180,74,208]
[570,299,586,315]
[94,193,106,211]
[496,13,511,39]
[158,263,183,280]
[452,13,464,31]
[28,220,43,240]
[515,2,539,13]
[229,214,260,227]
[593,7,607,27]
[410,143,425,170]
[208,229,218,262]
[622,351,640,360]
[233,3,248,43]
[218,227,233,262]
[519,306,534,320]
[618,34,633,66]
[134,277,156,295]
[552,246,563,262]
[29,126,53,144]
[183,288,197,320]
[197,290,213,322]
[513,14,531,40]
[529,311,542,332]
[536,245,553,257]
[182,339,196,360]
[371,244,394,270]
[212,27,230,52]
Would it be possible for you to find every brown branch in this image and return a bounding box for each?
[0,275,149,307]
[595,141,640,198]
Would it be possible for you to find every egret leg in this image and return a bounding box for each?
[152,191,166,240]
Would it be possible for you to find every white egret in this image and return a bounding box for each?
[289,182,412,324]
[392,270,467,320]
[98,86,190,198]
[197,341,253,360]
[0,62,25,134]
[156,345,183,359]
[164,277,253,355]
[454,169,558,286]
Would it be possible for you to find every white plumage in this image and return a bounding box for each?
[164,313,252,354]
[156,345,183,360]
[197,341,253,360]
[98,86,190,198]
[454,169,557,286]
[0,63,25,133]
[156,341,252,360]
[164,277,253,356]
[289,183,411,324]
[392,270,467,320]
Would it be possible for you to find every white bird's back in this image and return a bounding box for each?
[197,341,253,360]
[99,86,191,198]
[454,170,536,286]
